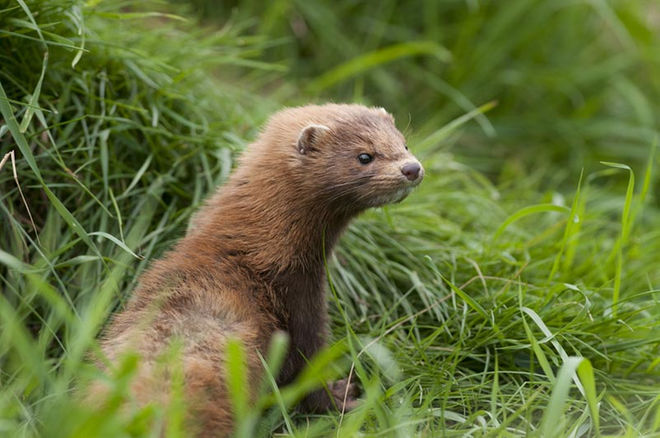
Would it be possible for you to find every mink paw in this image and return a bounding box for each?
[300,377,360,413]
[328,377,360,411]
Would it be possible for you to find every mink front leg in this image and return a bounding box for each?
[279,332,359,413]
[276,308,327,386]
[276,295,359,412]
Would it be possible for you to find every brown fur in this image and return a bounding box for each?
[92,104,424,436]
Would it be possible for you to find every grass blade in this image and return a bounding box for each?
[307,41,451,92]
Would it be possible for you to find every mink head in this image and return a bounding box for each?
[239,104,424,214]
[295,104,423,210]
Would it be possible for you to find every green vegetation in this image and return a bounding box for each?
[1,0,658,436]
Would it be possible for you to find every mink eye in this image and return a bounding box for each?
[358,153,373,165]
[404,144,409,151]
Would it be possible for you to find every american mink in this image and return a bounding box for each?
[94,103,424,435]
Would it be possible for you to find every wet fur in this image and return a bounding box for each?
[92,104,423,436]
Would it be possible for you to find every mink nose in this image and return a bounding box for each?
[401,162,422,181]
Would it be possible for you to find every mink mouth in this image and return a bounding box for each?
[359,171,424,207]
[368,185,414,207]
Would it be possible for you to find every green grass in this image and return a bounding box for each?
[187,0,660,175]
[1,0,659,437]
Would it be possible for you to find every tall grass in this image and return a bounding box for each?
[1,0,659,437]
[189,0,660,177]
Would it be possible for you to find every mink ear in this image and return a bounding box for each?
[297,124,330,155]
[376,107,395,123]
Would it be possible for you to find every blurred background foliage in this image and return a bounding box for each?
[187,0,660,180]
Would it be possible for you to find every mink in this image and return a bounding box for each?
[92,103,424,436]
